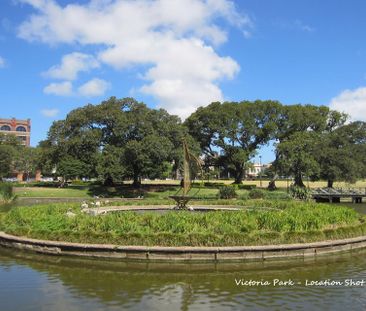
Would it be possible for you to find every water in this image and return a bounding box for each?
[1,247,366,311]
[1,200,366,310]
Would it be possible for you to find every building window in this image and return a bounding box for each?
[16,126,27,132]
[0,125,11,131]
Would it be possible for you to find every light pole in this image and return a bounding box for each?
[259,155,262,188]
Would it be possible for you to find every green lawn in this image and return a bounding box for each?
[11,178,366,200]
[139,179,366,189]
[14,187,90,198]
[12,184,290,200]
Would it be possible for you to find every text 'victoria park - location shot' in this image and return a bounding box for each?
[1,1,366,310]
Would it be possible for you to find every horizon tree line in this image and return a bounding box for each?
[1,96,365,188]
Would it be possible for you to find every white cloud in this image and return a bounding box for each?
[141,79,223,119]
[41,108,59,117]
[43,78,110,97]
[329,86,366,121]
[43,52,99,80]
[294,20,315,32]
[0,56,5,67]
[77,78,110,97]
[43,81,73,96]
[17,0,252,119]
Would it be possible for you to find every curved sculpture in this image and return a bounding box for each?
[169,139,203,210]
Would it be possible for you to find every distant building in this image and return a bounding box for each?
[246,163,271,178]
[0,117,39,181]
[0,118,31,146]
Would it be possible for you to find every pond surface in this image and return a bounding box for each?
[1,247,366,311]
[1,200,366,310]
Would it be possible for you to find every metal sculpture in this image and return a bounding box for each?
[169,139,202,210]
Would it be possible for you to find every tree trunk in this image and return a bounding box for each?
[233,165,244,184]
[268,180,277,191]
[132,169,141,188]
[103,175,115,187]
[294,173,305,187]
[327,180,334,188]
[268,173,278,191]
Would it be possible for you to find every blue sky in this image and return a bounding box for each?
[1,0,366,163]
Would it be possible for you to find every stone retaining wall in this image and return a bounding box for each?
[1,231,366,262]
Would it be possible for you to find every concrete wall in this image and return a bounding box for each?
[1,232,366,262]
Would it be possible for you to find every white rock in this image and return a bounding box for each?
[66,209,76,217]
[81,203,89,209]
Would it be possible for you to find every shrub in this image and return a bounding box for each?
[289,185,311,201]
[71,180,90,186]
[248,189,265,199]
[218,185,237,199]
[203,182,225,188]
[0,183,16,203]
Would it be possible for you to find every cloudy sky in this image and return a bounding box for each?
[1,0,366,161]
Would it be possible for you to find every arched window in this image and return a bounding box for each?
[16,126,27,132]
[0,125,11,131]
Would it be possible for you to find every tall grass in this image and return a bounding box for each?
[0,183,17,204]
[0,201,363,246]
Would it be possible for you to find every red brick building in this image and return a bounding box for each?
[0,118,40,181]
[0,118,31,146]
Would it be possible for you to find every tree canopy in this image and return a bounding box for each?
[41,97,192,186]
[35,96,366,188]
[186,100,282,183]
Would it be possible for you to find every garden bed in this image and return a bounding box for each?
[0,201,364,247]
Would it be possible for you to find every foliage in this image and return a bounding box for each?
[0,202,362,246]
[274,131,320,187]
[289,185,311,201]
[248,189,265,199]
[268,105,347,188]
[13,146,41,181]
[0,183,16,203]
[218,185,237,199]
[186,100,282,184]
[36,97,366,190]
[96,145,125,186]
[57,156,91,181]
[40,97,193,187]
[0,145,15,179]
[316,121,366,187]
[202,182,226,188]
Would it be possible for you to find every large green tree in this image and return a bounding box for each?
[57,156,91,183]
[0,145,15,180]
[269,105,347,188]
[275,131,321,187]
[41,97,188,187]
[0,133,20,180]
[13,146,41,181]
[186,100,282,184]
[316,121,366,187]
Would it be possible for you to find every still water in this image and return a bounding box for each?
[0,247,366,311]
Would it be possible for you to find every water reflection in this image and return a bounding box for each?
[0,247,366,310]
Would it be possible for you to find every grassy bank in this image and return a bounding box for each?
[13,187,90,198]
[0,201,364,246]
[13,184,291,201]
